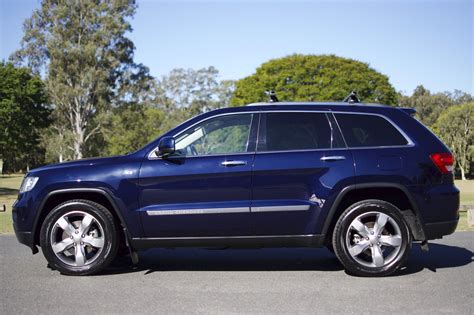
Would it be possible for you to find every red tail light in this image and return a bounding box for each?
[430,153,454,174]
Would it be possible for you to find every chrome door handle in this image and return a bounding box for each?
[221,160,247,167]
[320,156,346,162]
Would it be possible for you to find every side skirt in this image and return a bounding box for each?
[130,234,325,250]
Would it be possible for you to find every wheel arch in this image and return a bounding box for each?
[322,183,426,242]
[32,188,130,247]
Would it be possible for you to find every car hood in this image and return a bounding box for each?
[29,156,123,174]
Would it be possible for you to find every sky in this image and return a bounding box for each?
[0,0,472,95]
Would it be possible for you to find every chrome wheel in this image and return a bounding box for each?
[50,211,105,267]
[345,211,402,268]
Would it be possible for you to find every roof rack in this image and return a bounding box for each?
[343,91,360,104]
[265,90,279,103]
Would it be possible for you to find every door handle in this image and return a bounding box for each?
[221,160,247,167]
[320,156,346,162]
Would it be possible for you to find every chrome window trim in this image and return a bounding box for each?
[148,109,415,160]
[148,112,256,160]
[331,111,415,148]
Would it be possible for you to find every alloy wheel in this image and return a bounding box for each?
[345,211,402,268]
[50,211,105,267]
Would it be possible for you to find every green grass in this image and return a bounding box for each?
[0,174,22,234]
[456,211,473,232]
[455,180,474,205]
[0,175,473,234]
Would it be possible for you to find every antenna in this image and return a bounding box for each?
[265,90,279,103]
[343,91,360,104]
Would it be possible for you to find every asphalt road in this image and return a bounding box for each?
[0,233,472,314]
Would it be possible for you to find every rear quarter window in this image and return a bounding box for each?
[335,113,409,147]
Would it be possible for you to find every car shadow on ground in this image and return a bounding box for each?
[98,242,473,276]
[394,243,473,276]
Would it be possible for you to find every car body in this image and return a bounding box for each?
[13,102,460,276]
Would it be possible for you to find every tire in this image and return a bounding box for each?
[40,199,119,276]
[332,199,412,277]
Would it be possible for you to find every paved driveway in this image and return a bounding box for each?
[0,232,472,314]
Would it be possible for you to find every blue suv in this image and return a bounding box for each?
[13,102,459,276]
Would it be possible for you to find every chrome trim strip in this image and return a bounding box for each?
[251,205,310,212]
[146,207,250,216]
[146,205,311,216]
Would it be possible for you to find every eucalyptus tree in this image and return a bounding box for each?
[13,0,152,159]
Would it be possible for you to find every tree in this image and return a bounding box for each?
[399,85,453,127]
[231,54,398,106]
[104,105,165,155]
[0,62,50,172]
[155,67,235,131]
[433,102,474,180]
[41,110,75,163]
[13,0,152,160]
[398,86,473,127]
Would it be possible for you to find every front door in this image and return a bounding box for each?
[251,112,355,236]
[138,113,258,237]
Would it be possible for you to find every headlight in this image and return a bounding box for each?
[19,177,39,193]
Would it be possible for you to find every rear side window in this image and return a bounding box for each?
[335,114,409,147]
[259,112,340,152]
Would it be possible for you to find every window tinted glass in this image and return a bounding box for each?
[260,113,337,152]
[175,114,253,156]
[335,114,408,147]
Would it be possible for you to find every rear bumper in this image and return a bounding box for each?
[424,217,459,240]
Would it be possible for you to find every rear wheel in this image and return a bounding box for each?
[40,200,119,276]
[332,200,412,276]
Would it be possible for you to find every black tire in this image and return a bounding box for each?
[332,199,412,277]
[40,199,119,276]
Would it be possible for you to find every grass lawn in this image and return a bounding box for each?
[1,175,473,234]
[0,174,22,234]
[454,180,474,205]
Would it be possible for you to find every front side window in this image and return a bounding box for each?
[335,113,409,147]
[174,114,253,156]
[259,112,339,152]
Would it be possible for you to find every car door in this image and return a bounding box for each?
[251,111,355,236]
[138,113,258,237]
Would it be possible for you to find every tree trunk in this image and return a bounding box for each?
[73,112,84,160]
[460,167,466,181]
[73,134,83,160]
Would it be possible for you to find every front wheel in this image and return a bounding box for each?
[332,200,412,277]
[40,199,119,275]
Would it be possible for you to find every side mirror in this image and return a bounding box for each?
[156,136,175,157]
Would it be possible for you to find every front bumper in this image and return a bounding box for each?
[424,217,459,240]
[12,200,39,254]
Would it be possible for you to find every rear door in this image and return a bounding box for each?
[251,111,355,236]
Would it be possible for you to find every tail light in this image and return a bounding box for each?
[430,153,454,174]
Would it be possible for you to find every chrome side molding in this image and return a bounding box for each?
[146,204,311,216]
